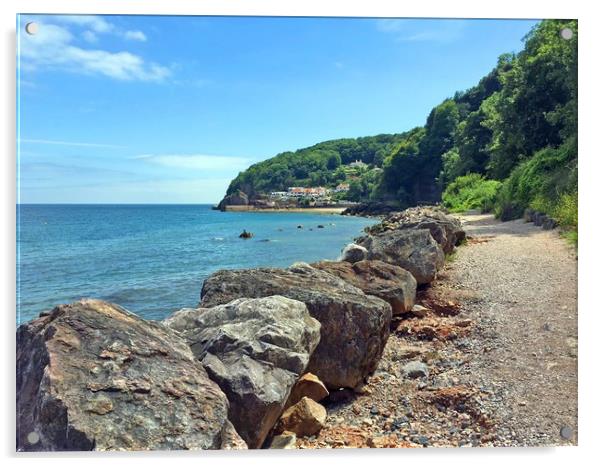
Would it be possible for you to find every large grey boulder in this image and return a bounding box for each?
[164,296,321,449]
[16,299,246,451]
[311,260,416,315]
[339,243,368,263]
[200,263,392,390]
[357,229,445,285]
[366,207,465,254]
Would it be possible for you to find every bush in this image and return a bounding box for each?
[493,138,577,221]
[442,173,501,213]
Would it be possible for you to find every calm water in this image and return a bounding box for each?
[17,204,376,324]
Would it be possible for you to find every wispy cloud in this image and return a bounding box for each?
[19,16,169,82]
[19,138,126,149]
[124,30,147,42]
[133,154,251,171]
[376,19,467,43]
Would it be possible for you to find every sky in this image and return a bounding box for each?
[17,15,539,204]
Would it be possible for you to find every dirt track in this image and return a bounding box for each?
[297,212,578,448]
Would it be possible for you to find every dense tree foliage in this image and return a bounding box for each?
[225,134,405,198]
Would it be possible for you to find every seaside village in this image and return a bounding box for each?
[259,159,371,208]
[268,183,350,207]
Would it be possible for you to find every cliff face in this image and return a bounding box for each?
[216,190,249,211]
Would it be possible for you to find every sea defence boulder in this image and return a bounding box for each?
[311,260,416,315]
[16,299,245,451]
[339,243,368,263]
[366,207,465,254]
[163,296,321,449]
[357,229,445,285]
[200,263,392,390]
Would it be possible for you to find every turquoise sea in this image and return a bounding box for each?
[16,204,376,324]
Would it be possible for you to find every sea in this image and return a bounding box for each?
[16,204,377,325]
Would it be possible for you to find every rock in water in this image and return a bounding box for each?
[274,397,326,437]
[16,299,245,451]
[200,263,392,390]
[339,242,368,263]
[285,372,329,408]
[311,260,416,315]
[164,296,321,449]
[357,229,445,285]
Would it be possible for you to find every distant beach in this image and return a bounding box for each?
[223,205,347,214]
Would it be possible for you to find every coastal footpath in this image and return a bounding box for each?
[17,206,576,450]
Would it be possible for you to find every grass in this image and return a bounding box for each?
[442,174,501,213]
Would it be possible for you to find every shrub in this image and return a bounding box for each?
[442,173,501,213]
[493,137,577,222]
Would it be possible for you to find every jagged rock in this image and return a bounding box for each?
[285,373,329,409]
[274,397,326,437]
[200,263,392,389]
[339,243,368,263]
[402,361,429,379]
[533,212,547,226]
[217,190,249,211]
[311,260,416,315]
[16,299,246,451]
[164,296,321,449]
[366,207,466,254]
[268,432,297,449]
[357,229,445,285]
[410,304,429,318]
[524,208,535,222]
[543,217,558,230]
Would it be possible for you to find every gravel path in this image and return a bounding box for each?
[448,212,578,446]
[297,212,577,449]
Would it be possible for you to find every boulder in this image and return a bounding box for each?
[285,373,329,409]
[533,212,547,226]
[200,263,392,389]
[16,299,246,451]
[311,260,416,315]
[367,207,465,254]
[357,229,445,285]
[217,190,249,211]
[523,208,535,223]
[339,243,368,263]
[543,217,558,230]
[274,397,326,437]
[269,432,297,449]
[164,296,321,449]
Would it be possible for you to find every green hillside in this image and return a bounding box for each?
[222,19,577,238]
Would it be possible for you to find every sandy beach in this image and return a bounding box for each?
[223,205,347,214]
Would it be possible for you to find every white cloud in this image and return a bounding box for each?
[53,15,114,34]
[19,138,125,149]
[19,22,170,82]
[375,19,467,43]
[124,30,147,42]
[81,30,98,43]
[134,154,251,171]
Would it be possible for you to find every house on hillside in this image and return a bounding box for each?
[349,160,368,169]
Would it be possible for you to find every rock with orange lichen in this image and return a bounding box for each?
[274,397,326,437]
[285,373,329,408]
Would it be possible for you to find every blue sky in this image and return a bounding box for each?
[17,15,539,204]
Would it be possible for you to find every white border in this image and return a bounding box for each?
[3,1,600,465]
